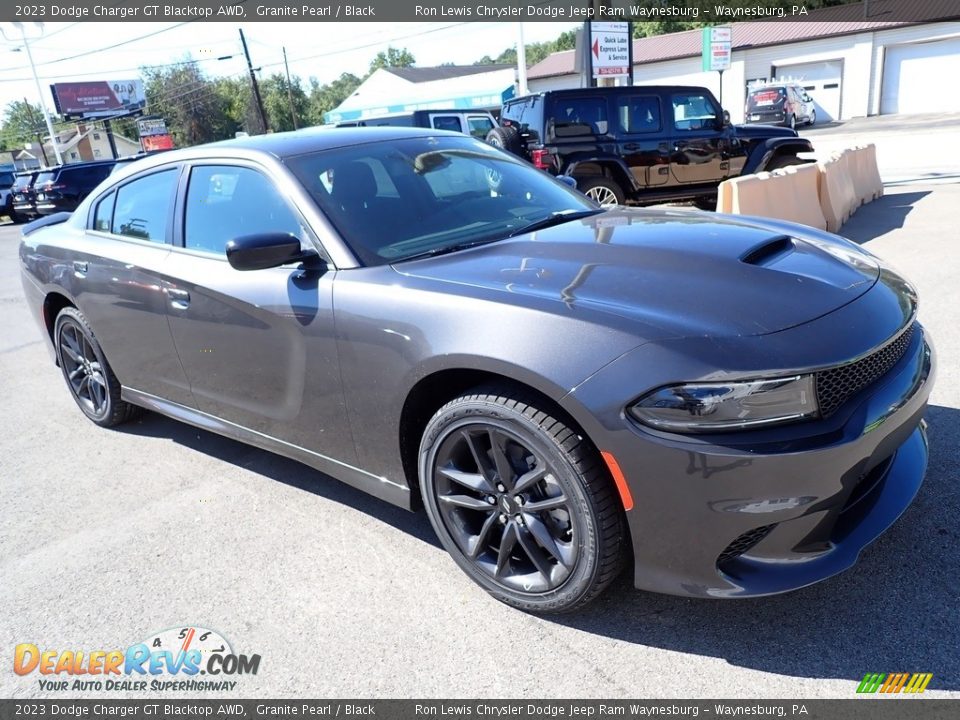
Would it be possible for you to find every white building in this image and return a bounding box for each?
[325,65,516,123]
[527,4,960,124]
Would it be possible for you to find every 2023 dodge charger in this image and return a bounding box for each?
[20,128,935,613]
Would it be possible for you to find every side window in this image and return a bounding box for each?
[93,192,115,232]
[112,169,178,243]
[431,115,463,133]
[551,97,608,137]
[467,116,495,139]
[672,94,719,131]
[184,165,302,256]
[616,96,662,134]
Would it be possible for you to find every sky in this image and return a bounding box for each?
[0,21,581,116]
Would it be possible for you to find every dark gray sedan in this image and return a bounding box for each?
[19,128,935,613]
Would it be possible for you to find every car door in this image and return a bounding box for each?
[614,93,670,187]
[667,91,726,185]
[76,166,195,407]
[162,161,356,462]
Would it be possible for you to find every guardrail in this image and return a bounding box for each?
[716,145,883,232]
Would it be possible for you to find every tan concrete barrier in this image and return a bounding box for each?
[851,144,883,204]
[716,164,826,230]
[817,153,855,232]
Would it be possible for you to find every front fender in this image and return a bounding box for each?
[744,137,814,174]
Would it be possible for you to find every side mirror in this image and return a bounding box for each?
[721,110,731,126]
[226,232,317,271]
[556,175,577,190]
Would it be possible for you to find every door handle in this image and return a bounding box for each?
[73,261,88,275]
[166,288,190,309]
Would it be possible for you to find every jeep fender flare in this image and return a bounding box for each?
[564,156,640,193]
[744,137,814,175]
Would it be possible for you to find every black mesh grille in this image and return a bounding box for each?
[717,524,777,566]
[815,323,915,418]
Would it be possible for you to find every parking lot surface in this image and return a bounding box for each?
[1,180,958,698]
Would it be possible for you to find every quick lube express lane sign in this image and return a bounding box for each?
[590,21,631,78]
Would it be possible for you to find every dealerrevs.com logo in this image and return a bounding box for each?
[14,626,260,692]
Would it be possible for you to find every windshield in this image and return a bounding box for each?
[35,171,58,186]
[13,174,35,190]
[747,88,787,110]
[286,136,596,265]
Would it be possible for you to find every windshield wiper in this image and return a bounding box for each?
[396,238,501,263]
[507,209,603,238]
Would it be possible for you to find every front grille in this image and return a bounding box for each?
[717,524,777,566]
[815,323,915,418]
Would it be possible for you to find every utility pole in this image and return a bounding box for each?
[15,23,63,164]
[516,24,528,97]
[239,28,268,134]
[24,97,50,166]
[283,47,299,130]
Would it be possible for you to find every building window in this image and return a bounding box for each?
[94,149,102,158]
[70,152,78,160]
[93,133,101,140]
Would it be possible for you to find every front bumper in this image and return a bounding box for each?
[566,323,935,598]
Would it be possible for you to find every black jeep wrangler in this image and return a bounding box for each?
[487,86,813,208]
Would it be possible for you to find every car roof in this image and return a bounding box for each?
[211,125,464,157]
[507,85,715,102]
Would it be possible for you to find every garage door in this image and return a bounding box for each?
[881,37,960,115]
[773,60,842,122]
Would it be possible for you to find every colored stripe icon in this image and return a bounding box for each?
[857,673,933,694]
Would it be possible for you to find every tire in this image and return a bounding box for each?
[419,384,627,613]
[808,109,816,126]
[54,307,142,428]
[786,114,797,131]
[485,126,524,157]
[765,154,805,171]
[577,176,625,207]
[693,195,718,211]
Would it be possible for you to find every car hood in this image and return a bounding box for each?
[394,208,880,340]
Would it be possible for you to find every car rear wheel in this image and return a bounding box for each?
[54,307,142,428]
[808,109,817,126]
[485,126,524,157]
[786,114,797,130]
[578,176,624,207]
[419,385,626,613]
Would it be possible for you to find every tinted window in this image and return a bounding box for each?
[617,96,662,133]
[35,171,58,186]
[551,97,608,137]
[672,94,719,131]
[184,166,302,256]
[432,116,463,133]
[112,169,177,243]
[287,136,595,266]
[467,116,495,139]
[747,88,787,111]
[13,175,35,190]
[93,192,115,232]
[0,172,13,187]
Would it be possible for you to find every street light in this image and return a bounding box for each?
[2,22,63,165]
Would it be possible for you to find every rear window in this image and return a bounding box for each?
[0,172,13,187]
[747,88,787,109]
[13,175,34,190]
[35,171,58,186]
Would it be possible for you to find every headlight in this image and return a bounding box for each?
[629,375,818,432]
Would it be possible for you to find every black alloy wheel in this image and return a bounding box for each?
[419,385,626,613]
[55,307,141,427]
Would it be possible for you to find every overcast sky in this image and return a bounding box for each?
[0,21,581,114]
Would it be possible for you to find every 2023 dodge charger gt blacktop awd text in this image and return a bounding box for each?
[20,128,935,613]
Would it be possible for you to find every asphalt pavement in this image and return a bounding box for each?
[1,183,958,699]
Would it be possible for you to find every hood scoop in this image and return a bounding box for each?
[740,236,795,266]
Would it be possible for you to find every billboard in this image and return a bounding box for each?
[50,80,146,119]
[137,117,174,152]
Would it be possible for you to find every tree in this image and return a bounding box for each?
[142,59,237,146]
[258,73,310,132]
[306,73,362,125]
[0,100,48,152]
[368,46,416,73]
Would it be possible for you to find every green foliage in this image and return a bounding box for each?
[368,47,416,73]
[0,100,48,151]
[142,59,238,146]
[259,73,310,132]
[306,73,362,126]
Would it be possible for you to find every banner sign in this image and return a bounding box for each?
[589,21,631,78]
[50,80,146,120]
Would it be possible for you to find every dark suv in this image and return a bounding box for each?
[487,86,813,208]
[11,171,40,222]
[34,160,116,216]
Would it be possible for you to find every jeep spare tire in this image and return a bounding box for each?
[486,126,524,157]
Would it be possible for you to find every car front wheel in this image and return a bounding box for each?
[419,385,626,613]
[54,307,142,427]
[578,176,625,207]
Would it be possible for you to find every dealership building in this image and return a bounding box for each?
[527,6,960,123]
